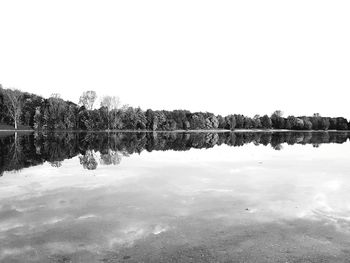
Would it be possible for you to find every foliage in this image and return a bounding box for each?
[0,86,349,131]
[1,88,23,129]
[79,90,97,110]
[1,131,350,175]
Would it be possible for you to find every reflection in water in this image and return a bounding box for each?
[100,149,123,166]
[79,150,98,170]
[0,132,350,262]
[0,131,349,174]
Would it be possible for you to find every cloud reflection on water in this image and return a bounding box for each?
[0,134,350,261]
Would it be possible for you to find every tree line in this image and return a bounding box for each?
[1,86,349,131]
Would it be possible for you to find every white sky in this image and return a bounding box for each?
[0,0,349,118]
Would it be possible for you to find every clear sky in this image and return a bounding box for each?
[0,0,349,118]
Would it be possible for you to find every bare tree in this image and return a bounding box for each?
[100,96,120,112]
[79,91,97,110]
[100,96,120,129]
[3,88,23,130]
[50,93,61,99]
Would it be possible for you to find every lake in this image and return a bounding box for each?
[1,131,350,262]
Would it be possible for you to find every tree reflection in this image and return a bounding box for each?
[0,131,349,174]
[7,133,24,170]
[100,149,121,166]
[50,161,62,168]
[79,150,98,170]
[272,144,283,151]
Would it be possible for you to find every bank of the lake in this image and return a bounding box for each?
[1,129,350,133]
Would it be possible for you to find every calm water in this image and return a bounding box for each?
[1,131,350,262]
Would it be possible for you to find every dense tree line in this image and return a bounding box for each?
[1,131,349,175]
[1,86,349,131]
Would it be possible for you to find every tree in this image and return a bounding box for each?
[21,93,44,128]
[171,110,190,130]
[217,115,227,129]
[208,115,219,129]
[243,117,254,129]
[302,117,312,130]
[234,114,244,128]
[79,91,97,110]
[50,93,61,99]
[33,106,42,130]
[260,115,272,129]
[190,113,206,129]
[310,113,328,130]
[271,110,285,129]
[100,95,120,112]
[295,118,304,130]
[253,115,262,128]
[272,110,283,117]
[320,118,330,130]
[286,116,304,130]
[48,95,68,129]
[227,115,236,130]
[65,103,78,129]
[100,96,120,129]
[335,117,348,130]
[3,88,23,129]
[120,106,147,130]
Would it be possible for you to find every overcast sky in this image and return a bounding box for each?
[0,1,349,118]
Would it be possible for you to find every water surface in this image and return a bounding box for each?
[1,132,350,262]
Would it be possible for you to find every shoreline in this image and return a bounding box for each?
[1,129,349,133]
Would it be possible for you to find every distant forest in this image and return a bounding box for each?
[0,86,349,131]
